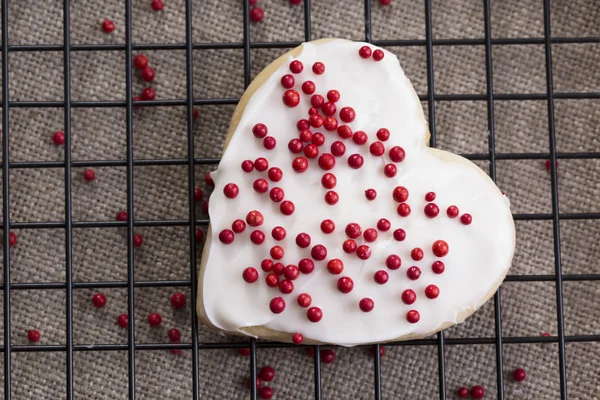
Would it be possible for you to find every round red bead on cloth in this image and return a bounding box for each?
[102,19,115,33]
[92,293,107,308]
[141,66,155,82]
[133,54,148,70]
[337,276,354,293]
[470,386,485,399]
[28,329,41,342]
[141,87,156,101]
[148,312,162,327]
[151,0,164,11]
[307,307,323,322]
[133,233,144,247]
[168,328,181,342]
[513,368,526,382]
[457,387,469,398]
[250,7,264,22]
[170,292,187,309]
[259,366,275,382]
[52,131,65,145]
[117,314,128,328]
[401,289,416,305]
[406,310,420,323]
[116,211,127,221]
[83,169,96,182]
[359,298,374,312]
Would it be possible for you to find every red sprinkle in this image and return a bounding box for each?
[389,146,406,162]
[337,276,354,293]
[270,246,284,260]
[297,293,312,308]
[322,102,336,116]
[324,191,339,205]
[376,128,390,141]
[298,258,315,274]
[432,261,445,274]
[249,230,265,245]
[83,169,95,182]
[297,119,310,131]
[292,333,303,345]
[374,270,389,284]
[406,310,420,323]
[279,280,294,294]
[401,289,416,305]
[397,203,411,217]
[312,62,325,75]
[373,49,385,61]
[457,387,469,398]
[318,153,336,170]
[288,138,303,153]
[28,329,41,342]
[424,203,440,218]
[425,284,440,299]
[133,54,148,70]
[263,136,276,150]
[141,87,156,101]
[272,226,287,241]
[219,229,235,244]
[447,205,459,218]
[117,314,128,328]
[269,297,286,314]
[102,19,115,33]
[330,141,346,157]
[268,167,283,182]
[168,328,181,342]
[386,255,401,270]
[151,0,164,11]
[92,293,107,308]
[194,188,204,202]
[432,240,449,257]
[311,94,325,108]
[376,218,391,231]
[299,129,313,142]
[384,164,397,177]
[148,312,162,327]
[393,186,409,202]
[337,125,353,139]
[270,187,284,202]
[261,259,273,272]
[339,107,356,123]
[356,245,371,260]
[393,228,406,241]
[302,81,316,94]
[348,154,364,169]
[259,366,275,382]
[281,74,295,89]
[321,173,337,189]
[425,192,436,202]
[342,239,357,253]
[246,211,264,227]
[513,368,527,382]
[327,90,340,102]
[283,264,299,280]
[461,213,473,225]
[289,60,303,74]
[304,144,319,159]
[345,223,362,239]
[326,259,344,275]
[283,90,300,107]
[295,233,311,248]
[52,131,65,145]
[320,349,335,363]
[363,228,378,242]
[407,266,421,280]
[292,157,309,173]
[470,386,485,399]
[252,123,268,138]
[369,142,385,156]
[170,292,187,309]
[307,307,323,322]
[250,7,264,22]
[141,66,155,82]
[352,131,368,145]
[223,183,239,199]
[411,248,424,261]
[365,189,377,200]
[265,274,279,287]
[359,298,374,312]
[253,178,269,193]
[311,244,327,261]
[359,46,372,59]
[320,219,336,234]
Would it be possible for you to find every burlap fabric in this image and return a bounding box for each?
[0,0,599,398]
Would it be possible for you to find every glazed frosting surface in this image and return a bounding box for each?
[201,39,515,346]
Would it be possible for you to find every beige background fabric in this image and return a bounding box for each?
[0,0,598,398]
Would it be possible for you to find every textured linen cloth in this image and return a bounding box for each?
[0,0,599,398]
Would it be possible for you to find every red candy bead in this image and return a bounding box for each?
[425,284,440,299]
[133,233,144,247]
[267,167,283,182]
[374,270,389,284]
[242,267,258,283]
[151,0,164,11]
[432,240,449,257]
[425,192,436,201]
[447,205,459,218]
[298,258,315,274]
[352,131,368,145]
[320,349,335,364]
[265,274,279,287]
[269,297,286,314]
[359,46,372,59]
[377,218,391,231]
[133,54,148,70]
[311,244,327,261]
[470,386,485,399]
[28,329,41,342]
[296,233,311,248]
[386,255,401,270]
[411,248,424,261]
[253,179,269,193]
[373,49,385,61]
[259,366,275,382]
[283,264,299,280]
[261,259,273,272]
[141,87,156,101]
[141,66,155,82]
[299,129,313,142]
[326,258,344,275]
[320,219,335,234]
[330,141,346,157]
[273,263,284,275]
[117,314,128,328]
[356,245,371,260]
[389,146,406,162]
[393,228,406,241]
[253,123,268,138]
[424,203,439,218]
[365,189,377,200]
[397,203,411,217]
[513,368,527,382]
[432,261,445,274]
[92,293,107,308]
[323,116,338,131]
[369,142,385,156]
[246,210,264,227]
[292,333,303,344]
[311,94,325,108]
[363,228,378,242]
[170,292,187,309]
[337,125,352,139]
[461,213,473,225]
[263,136,276,150]
[359,298,374,312]
[327,90,340,102]
[102,19,115,33]
[292,157,309,173]
[290,60,303,74]
[312,62,325,75]
[52,131,65,145]
[457,387,469,398]
[297,293,312,308]
[406,310,420,323]
[195,229,204,243]
[324,191,339,205]
[384,163,397,177]
[297,119,310,131]
[250,230,265,245]
[310,133,324,147]
[232,219,246,233]
[307,307,323,322]
[281,74,295,89]
[348,154,364,169]
[337,276,354,293]
[194,188,204,202]
[168,328,181,342]
[393,186,409,202]
[401,289,416,305]
[321,173,337,189]
[407,266,421,280]
[288,138,304,153]
[279,280,294,294]
[339,107,356,123]
[318,153,335,170]
[283,90,300,107]
[83,169,95,183]
[272,226,287,241]
[345,223,362,239]
[223,183,239,199]
[342,239,357,253]
[148,312,162,327]
[302,80,316,94]
[116,211,127,221]
[376,128,390,141]
[270,246,284,260]
[270,187,285,202]
[304,144,319,159]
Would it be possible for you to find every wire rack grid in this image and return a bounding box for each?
[1,0,600,399]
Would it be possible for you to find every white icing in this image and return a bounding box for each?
[202,40,515,346]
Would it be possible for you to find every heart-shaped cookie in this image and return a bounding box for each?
[197,39,515,346]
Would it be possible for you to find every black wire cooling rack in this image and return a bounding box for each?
[2,0,600,399]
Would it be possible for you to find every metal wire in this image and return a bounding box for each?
[0,0,596,398]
